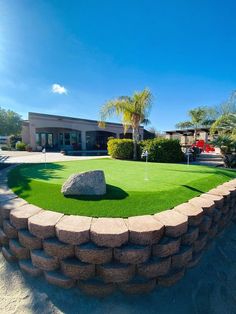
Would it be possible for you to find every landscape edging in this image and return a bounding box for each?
[0,165,236,296]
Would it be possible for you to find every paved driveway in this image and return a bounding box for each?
[0,151,108,163]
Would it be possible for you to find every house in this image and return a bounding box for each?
[165,127,217,146]
[22,112,145,152]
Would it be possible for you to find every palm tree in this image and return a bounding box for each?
[210,113,236,136]
[176,107,208,142]
[99,88,152,160]
[188,107,208,141]
[175,121,193,130]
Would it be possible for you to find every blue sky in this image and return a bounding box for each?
[0,0,236,131]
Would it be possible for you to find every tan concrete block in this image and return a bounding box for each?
[19,259,43,277]
[114,243,151,264]
[208,223,218,239]
[97,262,135,283]
[154,210,188,237]
[137,256,171,278]
[171,245,192,268]
[78,278,115,297]
[0,193,17,205]
[211,208,222,223]
[201,193,224,209]
[181,226,199,245]
[75,242,112,264]
[43,237,74,259]
[18,229,42,249]
[28,210,64,239]
[193,233,208,253]
[208,187,231,201]
[152,237,181,258]
[60,257,95,280]
[31,249,59,271]
[10,204,41,230]
[119,277,156,294]
[9,239,30,259]
[44,271,76,289]
[90,218,128,248]
[0,227,9,246]
[199,215,212,233]
[1,246,17,263]
[128,215,164,245]
[188,196,215,215]
[187,251,203,268]
[56,215,91,245]
[0,198,27,219]
[174,203,203,226]
[3,219,18,238]
[158,267,185,287]
[220,184,236,197]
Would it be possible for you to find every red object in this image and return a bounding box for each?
[192,140,215,153]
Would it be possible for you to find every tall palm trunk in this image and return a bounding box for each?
[132,127,139,160]
[194,127,197,143]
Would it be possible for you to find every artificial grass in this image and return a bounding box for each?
[8,158,236,217]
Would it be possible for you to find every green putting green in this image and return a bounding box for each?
[8,158,236,217]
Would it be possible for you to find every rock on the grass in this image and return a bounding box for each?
[61,170,106,196]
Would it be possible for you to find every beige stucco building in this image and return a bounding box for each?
[165,128,216,146]
[22,112,144,152]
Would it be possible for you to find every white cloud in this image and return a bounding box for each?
[51,83,68,95]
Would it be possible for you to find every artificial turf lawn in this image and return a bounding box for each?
[8,158,236,218]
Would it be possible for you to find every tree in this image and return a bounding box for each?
[176,107,208,142]
[175,121,193,130]
[210,113,236,136]
[188,107,208,141]
[0,107,22,136]
[100,88,152,160]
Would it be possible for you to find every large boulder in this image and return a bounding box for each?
[61,170,106,196]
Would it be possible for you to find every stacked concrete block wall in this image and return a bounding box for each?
[0,167,236,296]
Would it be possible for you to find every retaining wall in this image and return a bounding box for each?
[0,166,236,296]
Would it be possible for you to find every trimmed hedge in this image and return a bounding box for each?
[108,137,184,163]
[15,141,26,151]
[140,138,184,163]
[107,138,134,159]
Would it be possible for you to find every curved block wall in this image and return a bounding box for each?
[0,166,236,296]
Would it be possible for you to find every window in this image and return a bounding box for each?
[64,133,70,145]
[47,133,53,147]
[36,133,40,145]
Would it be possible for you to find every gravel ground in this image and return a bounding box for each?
[1,223,236,314]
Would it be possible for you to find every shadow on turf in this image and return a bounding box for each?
[65,184,129,201]
[8,163,65,194]
[181,184,204,193]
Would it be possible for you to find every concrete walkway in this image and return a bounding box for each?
[0,151,108,164]
[0,223,236,313]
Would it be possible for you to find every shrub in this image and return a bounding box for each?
[1,146,10,151]
[107,138,134,159]
[8,135,22,148]
[15,141,26,151]
[140,138,184,163]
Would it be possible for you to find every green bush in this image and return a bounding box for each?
[8,135,22,148]
[107,138,134,159]
[15,141,26,151]
[1,146,10,151]
[140,138,184,163]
